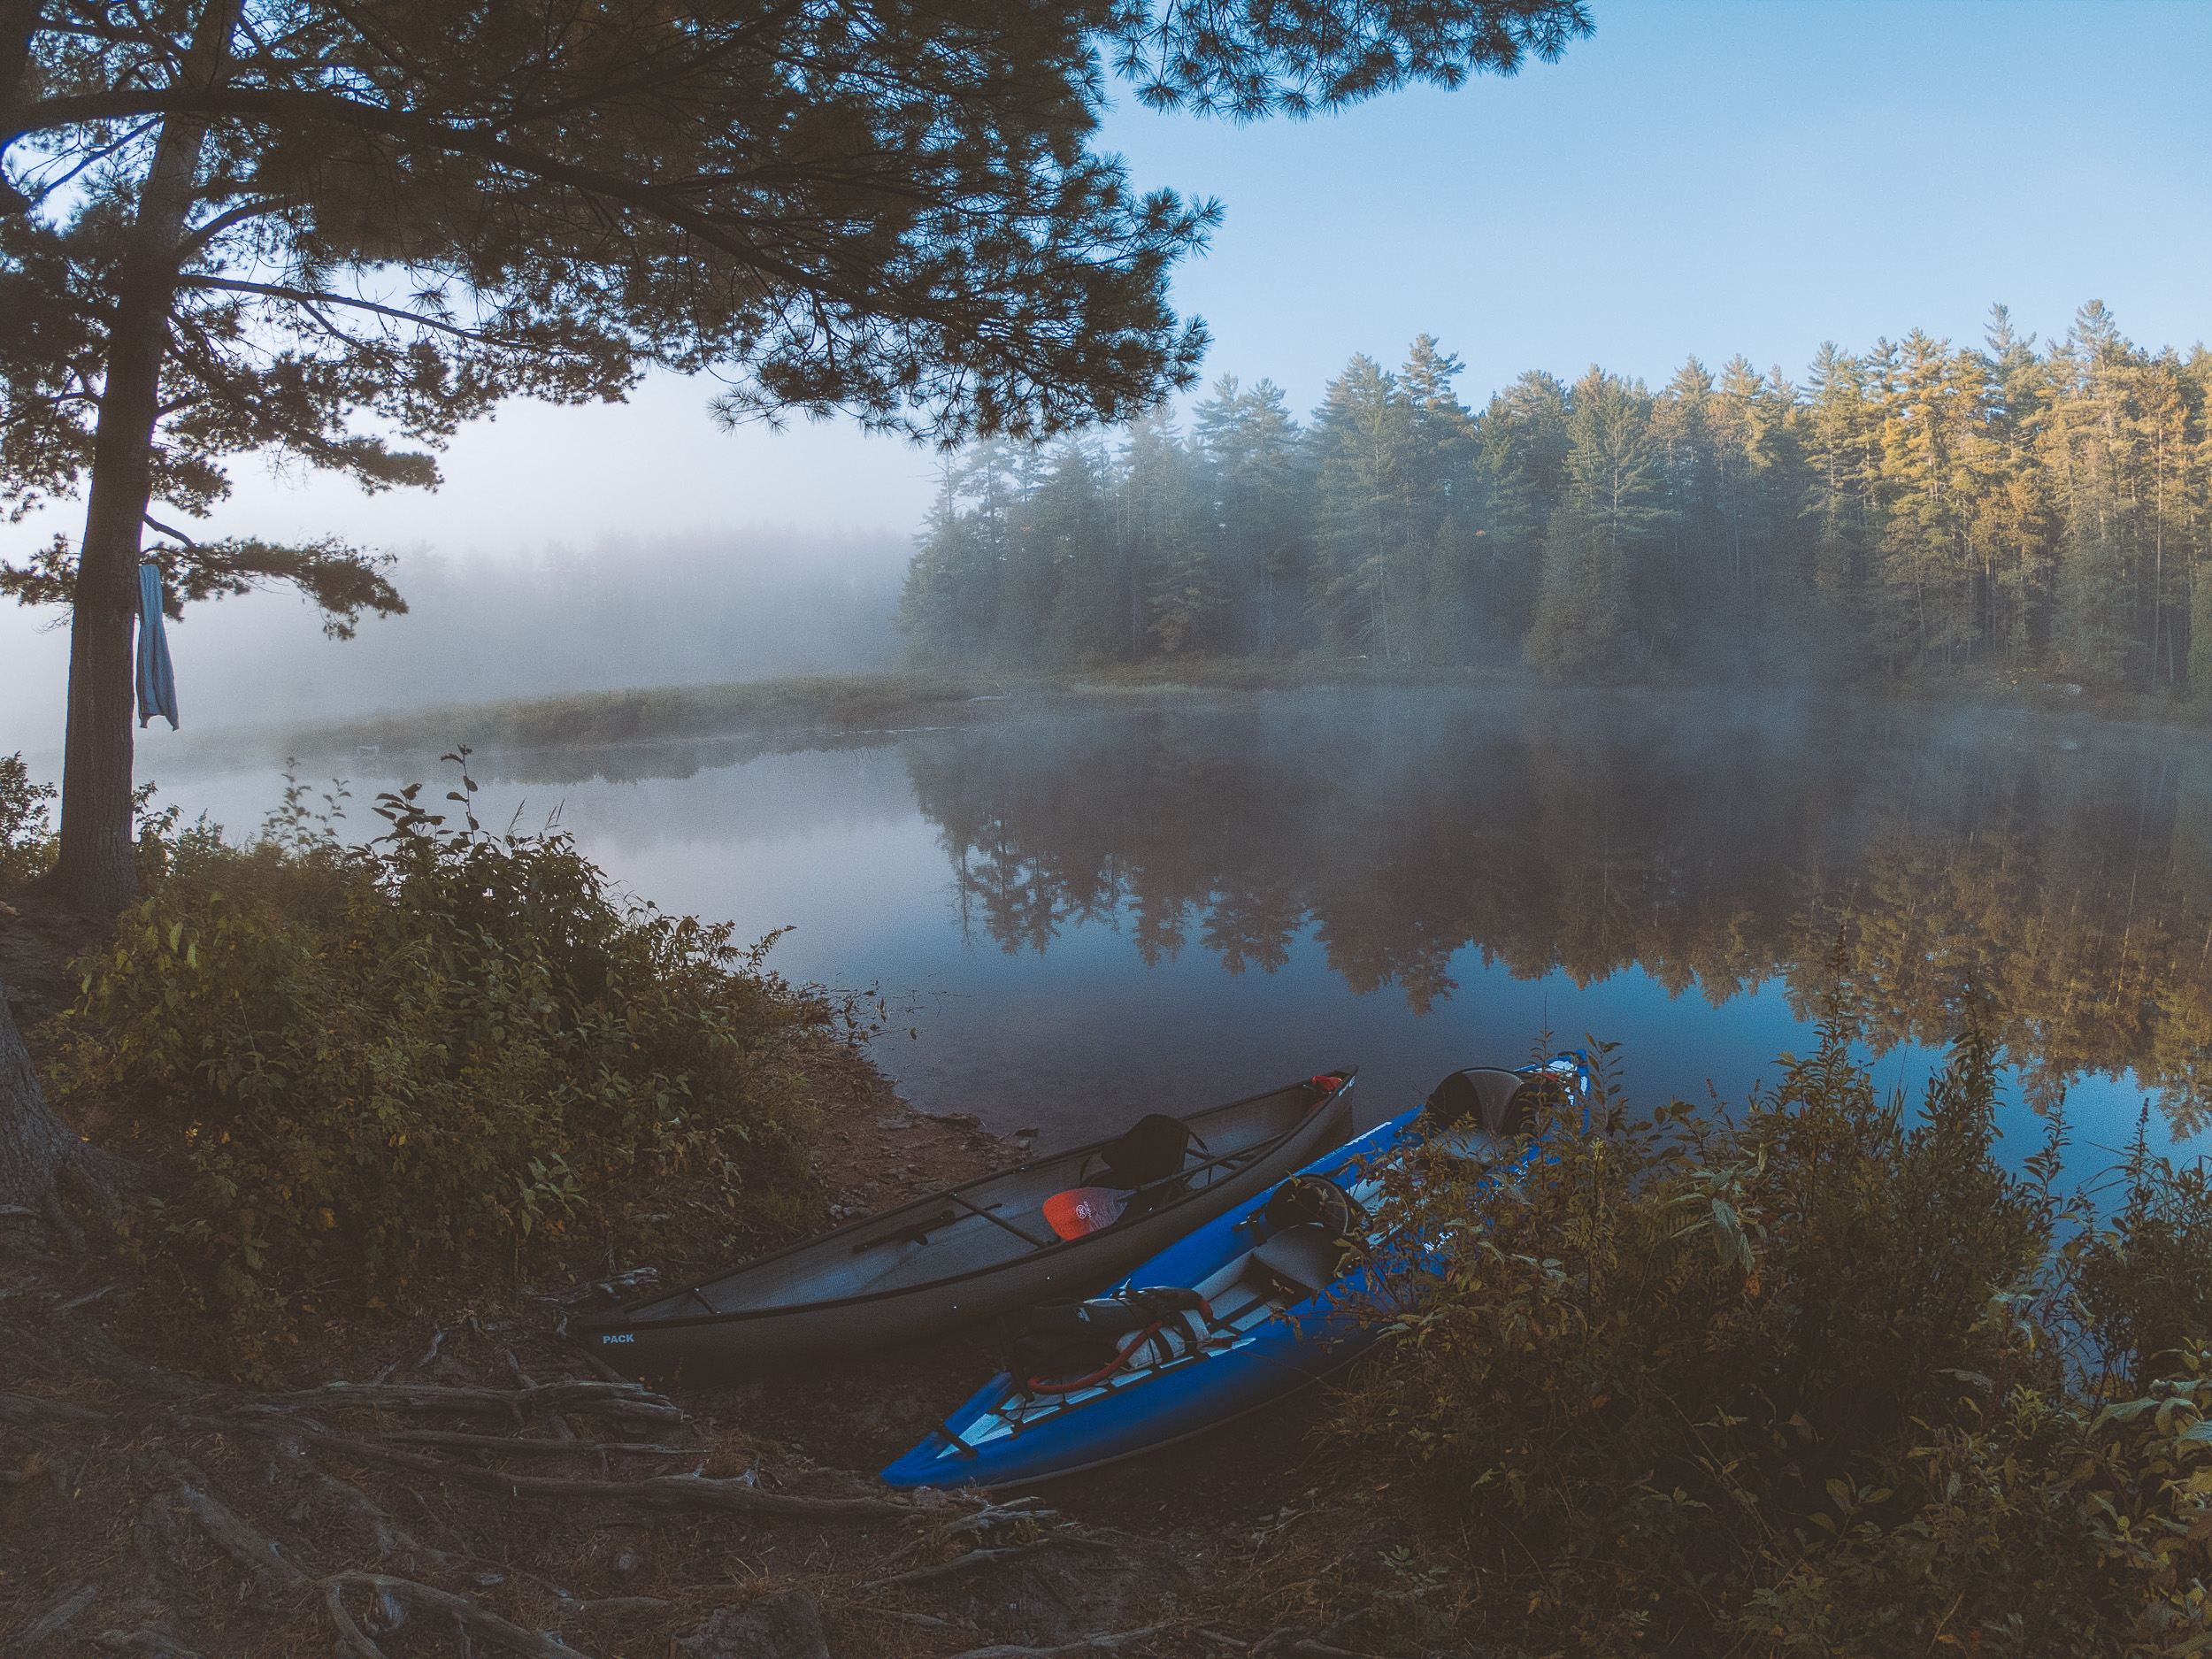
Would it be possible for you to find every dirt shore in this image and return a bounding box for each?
[0,899,1393,1659]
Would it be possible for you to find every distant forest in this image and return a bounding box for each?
[895,303,2212,691]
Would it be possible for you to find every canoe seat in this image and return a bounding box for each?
[1249,1223,1348,1302]
[1097,1113,1194,1210]
[1100,1113,1192,1187]
[1426,1067,1536,1137]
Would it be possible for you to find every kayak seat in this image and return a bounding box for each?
[1426,1067,1536,1137]
[1249,1223,1349,1302]
[1098,1113,1194,1207]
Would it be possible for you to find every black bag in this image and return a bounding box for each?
[1012,1286,1210,1388]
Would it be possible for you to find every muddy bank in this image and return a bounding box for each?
[0,899,1389,1657]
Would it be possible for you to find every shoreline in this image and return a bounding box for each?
[129,658,2212,778]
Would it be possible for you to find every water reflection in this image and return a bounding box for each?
[898,692,2212,1137]
[156,690,2211,1158]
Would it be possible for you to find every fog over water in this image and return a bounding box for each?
[0,527,910,753]
[151,689,2212,1189]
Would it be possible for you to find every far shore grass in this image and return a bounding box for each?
[188,656,2212,767]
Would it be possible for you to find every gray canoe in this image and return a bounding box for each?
[578,1070,1357,1380]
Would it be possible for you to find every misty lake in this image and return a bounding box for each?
[160,688,2212,1181]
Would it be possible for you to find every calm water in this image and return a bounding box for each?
[157,689,2212,1182]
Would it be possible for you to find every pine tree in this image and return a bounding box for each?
[1397,335,1481,664]
[1196,376,1309,654]
[1039,441,1121,666]
[1465,371,1571,650]
[1525,368,1662,677]
[1310,354,1419,661]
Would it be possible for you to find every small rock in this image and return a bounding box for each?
[874,1115,912,1131]
[614,1547,642,1580]
[676,1591,829,1659]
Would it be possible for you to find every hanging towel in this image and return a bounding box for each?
[136,564,179,730]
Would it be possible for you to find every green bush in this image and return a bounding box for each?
[0,750,57,887]
[53,756,828,1370]
[1325,1025,2212,1655]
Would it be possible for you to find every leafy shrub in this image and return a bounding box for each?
[52,756,829,1371]
[0,750,57,887]
[1326,1024,2212,1655]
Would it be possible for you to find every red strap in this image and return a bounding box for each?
[1025,1297,1214,1394]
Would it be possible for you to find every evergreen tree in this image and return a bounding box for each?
[1465,371,1571,650]
[1525,368,1662,677]
[1120,408,1217,656]
[1034,440,1118,666]
[894,299,2212,695]
[1195,376,1308,653]
[1396,335,1481,664]
[1310,353,1419,661]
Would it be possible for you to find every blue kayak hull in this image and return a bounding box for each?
[879,1112,1417,1490]
[881,1053,1589,1491]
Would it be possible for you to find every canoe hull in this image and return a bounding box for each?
[879,1111,1411,1490]
[880,1054,1589,1490]
[580,1076,1356,1381]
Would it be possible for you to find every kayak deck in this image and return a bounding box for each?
[935,1158,1397,1454]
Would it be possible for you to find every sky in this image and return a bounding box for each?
[5,0,2211,741]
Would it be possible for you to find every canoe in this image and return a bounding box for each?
[879,1054,1587,1490]
[580,1070,1358,1379]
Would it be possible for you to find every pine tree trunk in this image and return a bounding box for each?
[49,0,238,916]
[0,971,83,1213]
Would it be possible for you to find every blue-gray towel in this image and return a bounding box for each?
[136,564,178,730]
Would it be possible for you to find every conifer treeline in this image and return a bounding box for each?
[895,303,2212,689]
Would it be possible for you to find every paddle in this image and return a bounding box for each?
[1042,1186,1133,1240]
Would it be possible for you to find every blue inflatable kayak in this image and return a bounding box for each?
[881,1054,1590,1491]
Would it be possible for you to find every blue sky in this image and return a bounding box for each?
[222,0,2212,547]
[6,0,2212,737]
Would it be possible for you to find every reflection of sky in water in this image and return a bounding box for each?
[155,729,2206,1190]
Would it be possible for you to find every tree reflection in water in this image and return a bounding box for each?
[903,692,2212,1136]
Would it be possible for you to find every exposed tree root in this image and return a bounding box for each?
[227,1415,910,1517]
[163,1457,605,1659]
[92,1628,204,1656]
[377,1430,696,1459]
[251,1378,688,1425]
[853,1535,1124,1595]
[880,1494,1058,1566]
[328,1573,588,1659]
[1250,1631,1384,1659]
[0,1389,108,1425]
[8,1578,101,1650]
[933,1627,1163,1659]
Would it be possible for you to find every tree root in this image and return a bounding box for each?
[1251,1630,1385,1659]
[377,1429,697,1459]
[232,1416,909,1517]
[92,1629,204,1657]
[852,1535,1122,1596]
[8,1578,101,1650]
[164,1463,604,1659]
[327,1572,587,1659]
[881,1494,1057,1567]
[251,1378,688,1425]
[0,1389,109,1425]
[848,1604,978,1632]
[166,1469,311,1606]
[933,1627,1163,1659]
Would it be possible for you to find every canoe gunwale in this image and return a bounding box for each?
[580,1069,1357,1337]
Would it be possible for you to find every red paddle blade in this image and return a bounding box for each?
[1043,1187,1131,1240]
